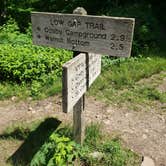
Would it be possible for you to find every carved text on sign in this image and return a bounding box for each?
[62,53,86,113]
[32,12,135,57]
[62,53,101,113]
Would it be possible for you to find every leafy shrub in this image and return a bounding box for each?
[27,123,140,166]
[0,19,72,86]
[0,19,72,98]
[30,133,80,166]
[0,18,31,44]
[7,7,32,32]
[0,44,72,83]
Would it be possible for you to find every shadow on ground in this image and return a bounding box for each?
[7,117,61,166]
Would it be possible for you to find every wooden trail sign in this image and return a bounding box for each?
[31,12,135,57]
[62,53,101,113]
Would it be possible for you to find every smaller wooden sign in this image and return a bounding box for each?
[62,53,87,113]
[62,53,101,113]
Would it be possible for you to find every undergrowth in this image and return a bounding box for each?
[101,55,166,89]
[0,19,72,99]
[1,120,141,166]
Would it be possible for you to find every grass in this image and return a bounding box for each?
[1,118,62,165]
[0,120,141,166]
[101,54,166,89]
[0,139,21,166]
[0,77,62,100]
[81,123,141,166]
[88,54,166,111]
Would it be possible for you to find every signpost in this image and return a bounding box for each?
[31,8,135,144]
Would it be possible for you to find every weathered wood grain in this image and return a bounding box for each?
[62,53,86,113]
[88,53,101,86]
[62,53,101,113]
[73,96,85,144]
[31,12,135,57]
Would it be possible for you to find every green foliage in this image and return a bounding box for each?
[7,7,33,32]
[101,139,140,166]
[0,44,72,83]
[0,19,72,99]
[0,18,31,44]
[101,55,166,89]
[136,86,166,103]
[120,85,166,107]
[30,133,79,166]
[102,140,126,165]
[89,55,166,111]
[0,18,19,33]
[84,123,102,147]
[0,43,71,98]
[1,120,141,166]
[81,124,141,166]
[3,0,35,31]
[0,19,72,85]
[0,83,27,100]
[0,120,45,141]
[29,123,140,166]
[2,125,31,140]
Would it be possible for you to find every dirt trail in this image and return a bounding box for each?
[0,96,165,166]
[0,73,166,166]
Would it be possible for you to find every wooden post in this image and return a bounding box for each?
[73,96,85,144]
[72,7,87,144]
